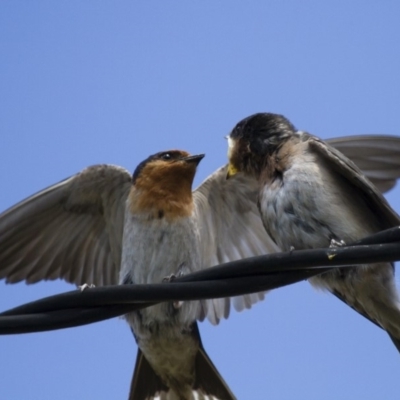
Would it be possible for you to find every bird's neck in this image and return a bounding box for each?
[128,178,194,221]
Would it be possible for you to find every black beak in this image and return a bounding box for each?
[182,154,205,166]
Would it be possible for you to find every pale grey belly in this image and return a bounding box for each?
[120,215,201,331]
[260,169,379,252]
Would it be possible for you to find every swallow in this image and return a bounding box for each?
[226,112,400,352]
[1,137,400,398]
[0,149,277,400]
[122,150,236,400]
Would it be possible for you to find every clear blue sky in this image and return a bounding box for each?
[1,2,400,399]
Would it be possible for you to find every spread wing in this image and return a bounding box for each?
[308,134,400,227]
[326,135,400,193]
[193,165,279,325]
[0,164,131,286]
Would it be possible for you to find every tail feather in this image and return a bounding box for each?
[192,322,236,400]
[388,334,400,353]
[332,290,400,354]
[128,349,169,400]
[193,347,237,400]
[128,323,236,400]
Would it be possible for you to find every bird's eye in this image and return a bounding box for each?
[161,153,171,160]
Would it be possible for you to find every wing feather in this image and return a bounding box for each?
[0,164,131,286]
[326,135,400,193]
[194,165,279,324]
[309,135,400,227]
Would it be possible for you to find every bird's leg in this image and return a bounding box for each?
[79,283,96,292]
[162,263,186,309]
[162,274,177,282]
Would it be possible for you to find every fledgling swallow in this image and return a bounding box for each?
[2,134,400,397]
[226,112,400,352]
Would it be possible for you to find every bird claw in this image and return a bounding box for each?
[79,283,95,292]
[172,301,184,309]
[162,263,185,283]
[163,267,185,309]
[329,238,346,248]
[162,274,177,283]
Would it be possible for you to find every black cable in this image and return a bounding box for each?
[1,226,400,334]
[0,270,329,334]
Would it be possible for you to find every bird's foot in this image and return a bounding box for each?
[173,301,184,309]
[79,283,96,292]
[329,238,346,248]
[162,274,183,309]
[162,273,177,283]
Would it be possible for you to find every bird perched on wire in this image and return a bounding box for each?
[0,149,278,400]
[2,134,400,398]
[226,112,400,352]
[121,150,234,400]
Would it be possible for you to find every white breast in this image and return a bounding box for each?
[120,202,201,326]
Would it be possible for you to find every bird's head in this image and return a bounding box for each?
[226,113,296,179]
[130,150,205,218]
